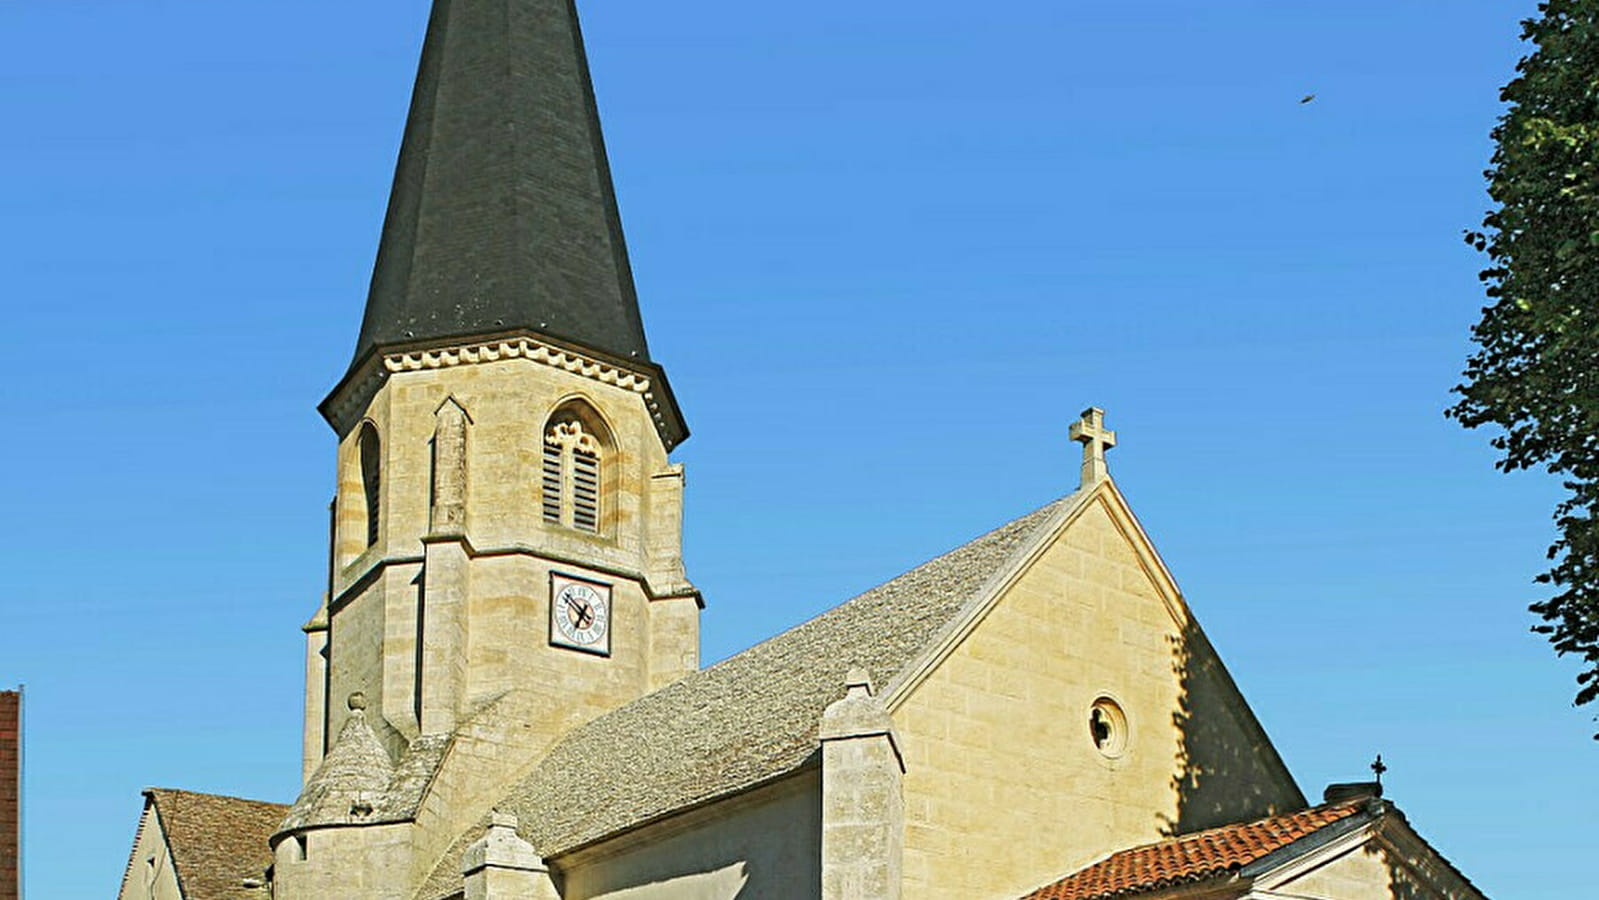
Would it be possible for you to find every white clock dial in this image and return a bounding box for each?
[550,576,611,655]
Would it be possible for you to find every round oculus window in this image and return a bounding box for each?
[1089,698,1129,758]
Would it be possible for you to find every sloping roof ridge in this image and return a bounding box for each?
[882,486,1094,706]
[117,794,158,900]
[552,487,1077,754]
[698,496,1069,679]
[1354,801,1491,900]
[1093,480,1307,809]
[147,793,195,900]
[568,490,1080,732]
[1140,797,1366,857]
[146,786,289,809]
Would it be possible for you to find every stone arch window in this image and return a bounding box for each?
[359,423,382,548]
[541,403,610,534]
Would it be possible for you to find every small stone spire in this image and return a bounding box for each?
[1069,407,1117,487]
[280,692,395,832]
[462,811,557,900]
[819,667,893,747]
[819,667,904,900]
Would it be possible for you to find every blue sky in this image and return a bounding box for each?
[0,0,1590,896]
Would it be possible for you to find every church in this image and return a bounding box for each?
[117,2,1490,899]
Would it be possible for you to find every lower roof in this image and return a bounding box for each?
[133,789,288,900]
[1019,799,1371,900]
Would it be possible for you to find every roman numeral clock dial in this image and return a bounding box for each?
[549,574,612,656]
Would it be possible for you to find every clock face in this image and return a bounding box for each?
[550,575,611,655]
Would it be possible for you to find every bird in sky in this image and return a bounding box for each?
[1300,93,1317,104]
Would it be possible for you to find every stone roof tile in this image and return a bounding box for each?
[278,704,395,832]
[145,789,287,900]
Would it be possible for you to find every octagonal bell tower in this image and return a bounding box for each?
[302,0,699,782]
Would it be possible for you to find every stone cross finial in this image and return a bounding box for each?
[1069,407,1117,486]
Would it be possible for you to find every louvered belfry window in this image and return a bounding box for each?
[541,419,603,533]
[541,440,564,524]
[572,449,600,531]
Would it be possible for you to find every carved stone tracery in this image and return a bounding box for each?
[545,420,601,456]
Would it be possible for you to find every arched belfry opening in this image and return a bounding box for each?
[358,423,382,548]
[540,400,613,535]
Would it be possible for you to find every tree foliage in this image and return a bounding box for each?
[1454,0,1599,728]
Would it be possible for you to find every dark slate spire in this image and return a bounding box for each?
[353,0,651,369]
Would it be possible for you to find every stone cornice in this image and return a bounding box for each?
[329,542,696,616]
[320,332,688,450]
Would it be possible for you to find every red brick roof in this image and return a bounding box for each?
[1019,801,1369,900]
[0,692,18,900]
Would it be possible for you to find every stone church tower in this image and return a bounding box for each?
[277,0,699,893]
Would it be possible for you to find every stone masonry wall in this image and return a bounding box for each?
[322,360,699,764]
[1281,835,1473,900]
[115,805,183,900]
[558,770,821,900]
[272,821,412,900]
[303,355,701,899]
[1284,845,1399,900]
[894,497,1301,899]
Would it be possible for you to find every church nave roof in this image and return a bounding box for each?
[418,491,1083,898]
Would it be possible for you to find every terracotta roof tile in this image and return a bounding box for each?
[148,789,287,900]
[1019,801,1369,900]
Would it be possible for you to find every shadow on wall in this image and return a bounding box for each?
[1162,621,1306,836]
[1381,845,1427,900]
[570,862,749,900]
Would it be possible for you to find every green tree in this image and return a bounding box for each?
[1454,0,1599,731]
